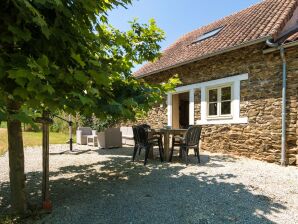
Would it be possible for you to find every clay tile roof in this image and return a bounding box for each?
[134,0,298,77]
[286,32,298,42]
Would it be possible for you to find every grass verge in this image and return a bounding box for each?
[0,128,74,156]
[0,122,7,128]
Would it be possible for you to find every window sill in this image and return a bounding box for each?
[196,117,248,125]
[207,115,233,120]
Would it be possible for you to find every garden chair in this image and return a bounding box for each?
[169,125,202,165]
[138,124,163,155]
[132,125,164,165]
[132,125,141,161]
[76,127,92,145]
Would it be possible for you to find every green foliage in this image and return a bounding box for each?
[0,215,22,224]
[78,114,116,132]
[92,117,115,132]
[79,115,94,128]
[50,120,69,133]
[50,117,70,133]
[0,0,179,125]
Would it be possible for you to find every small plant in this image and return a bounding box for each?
[92,116,119,132]
[79,115,94,128]
[79,115,119,132]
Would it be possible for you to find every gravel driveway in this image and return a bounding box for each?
[0,145,298,224]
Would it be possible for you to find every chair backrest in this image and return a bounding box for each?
[133,125,151,147]
[78,127,92,135]
[136,126,149,146]
[132,126,140,145]
[185,125,202,146]
[140,124,151,131]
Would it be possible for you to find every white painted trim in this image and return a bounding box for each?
[189,89,195,125]
[199,75,248,125]
[175,83,198,93]
[166,73,249,126]
[233,80,241,119]
[196,117,248,125]
[167,93,172,126]
[174,73,248,93]
[201,86,207,122]
[206,84,233,118]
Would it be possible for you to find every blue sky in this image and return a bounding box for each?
[108,0,261,70]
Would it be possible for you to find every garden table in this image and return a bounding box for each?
[152,128,187,161]
[87,135,98,147]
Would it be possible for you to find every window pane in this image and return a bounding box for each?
[221,87,231,101]
[209,89,217,102]
[221,101,231,115]
[209,103,217,116]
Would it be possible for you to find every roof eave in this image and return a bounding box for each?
[263,39,298,54]
[136,36,271,79]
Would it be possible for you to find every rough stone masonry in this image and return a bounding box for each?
[136,43,298,166]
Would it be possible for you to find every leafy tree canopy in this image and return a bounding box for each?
[0,0,179,122]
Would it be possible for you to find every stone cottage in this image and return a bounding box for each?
[134,0,298,166]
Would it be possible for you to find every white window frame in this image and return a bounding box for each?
[206,83,233,119]
[167,73,248,126]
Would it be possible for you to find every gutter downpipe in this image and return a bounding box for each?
[280,47,287,167]
[266,39,287,166]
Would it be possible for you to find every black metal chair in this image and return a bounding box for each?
[132,126,140,162]
[171,125,198,158]
[138,124,163,155]
[132,125,164,165]
[169,125,202,165]
[140,124,151,130]
[138,124,151,155]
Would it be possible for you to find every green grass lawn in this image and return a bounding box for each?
[0,122,7,128]
[0,128,75,155]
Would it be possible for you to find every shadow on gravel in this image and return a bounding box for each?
[0,147,286,224]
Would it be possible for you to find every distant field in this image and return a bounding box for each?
[0,122,7,128]
[0,128,75,155]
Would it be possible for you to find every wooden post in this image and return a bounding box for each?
[41,111,52,211]
[69,115,73,151]
[164,130,170,161]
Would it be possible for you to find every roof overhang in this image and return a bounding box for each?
[263,40,298,54]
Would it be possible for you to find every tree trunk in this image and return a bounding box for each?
[7,101,27,215]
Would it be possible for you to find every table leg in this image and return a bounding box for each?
[164,132,170,161]
[148,146,154,159]
[147,132,154,159]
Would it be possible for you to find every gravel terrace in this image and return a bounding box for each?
[0,144,298,224]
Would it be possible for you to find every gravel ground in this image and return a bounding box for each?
[0,144,298,224]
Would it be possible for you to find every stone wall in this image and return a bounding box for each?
[137,42,298,165]
[143,100,168,128]
[286,46,298,165]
